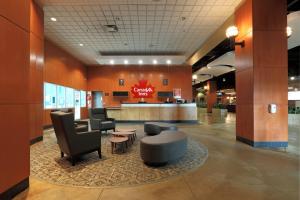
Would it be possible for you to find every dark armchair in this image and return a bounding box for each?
[88,108,116,132]
[51,109,88,132]
[50,111,102,166]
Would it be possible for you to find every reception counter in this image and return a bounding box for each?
[107,103,197,122]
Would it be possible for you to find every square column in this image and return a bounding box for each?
[235,0,288,147]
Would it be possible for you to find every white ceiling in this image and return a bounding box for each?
[193,51,235,83]
[36,0,242,65]
[288,11,300,50]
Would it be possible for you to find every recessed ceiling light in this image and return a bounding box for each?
[166,60,171,64]
[153,60,157,64]
[50,17,57,22]
[124,60,128,64]
[138,60,143,65]
[79,43,84,46]
[110,60,115,65]
[290,76,295,80]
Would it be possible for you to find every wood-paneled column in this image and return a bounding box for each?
[206,80,217,113]
[235,0,288,147]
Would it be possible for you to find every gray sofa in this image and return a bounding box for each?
[144,122,177,135]
[88,108,116,132]
[50,111,102,166]
[140,130,187,165]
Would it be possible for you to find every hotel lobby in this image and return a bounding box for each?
[0,0,300,200]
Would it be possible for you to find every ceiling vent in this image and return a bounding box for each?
[103,25,118,33]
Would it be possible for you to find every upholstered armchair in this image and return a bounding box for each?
[50,111,102,166]
[51,109,88,132]
[88,108,116,132]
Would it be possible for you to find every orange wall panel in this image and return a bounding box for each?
[0,0,30,31]
[0,18,30,104]
[43,40,88,126]
[235,0,288,144]
[87,65,192,106]
[29,0,44,141]
[0,0,31,194]
[44,39,87,90]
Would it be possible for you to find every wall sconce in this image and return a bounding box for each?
[287,26,292,38]
[226,26,245,48]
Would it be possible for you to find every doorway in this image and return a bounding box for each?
[92,91,104,108]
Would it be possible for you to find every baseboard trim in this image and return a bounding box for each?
[0,178,29,200]
[30,135,43,145]
[236,136,288,148]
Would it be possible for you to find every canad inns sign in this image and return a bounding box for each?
[131,80,155,98]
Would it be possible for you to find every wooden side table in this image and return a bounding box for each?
[112,131,135,144]
[116,128,137,140]
[109,137,128,154]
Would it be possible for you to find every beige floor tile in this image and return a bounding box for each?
[14,179,102,200]
[99,177,195,200]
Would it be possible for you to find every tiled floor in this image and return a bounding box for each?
[15,114,300,200]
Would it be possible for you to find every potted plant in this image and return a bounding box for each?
[288,106,300,126]
[212,103,228,116]
[197,102,207,113]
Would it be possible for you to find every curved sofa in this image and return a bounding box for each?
[144,122,177,136]
[140,130,187,165]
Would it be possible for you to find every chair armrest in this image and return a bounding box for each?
[77,130,100,135]
[75,120,89,126]
[106,118,115,122]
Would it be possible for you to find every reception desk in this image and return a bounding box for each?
[107,103,197,122]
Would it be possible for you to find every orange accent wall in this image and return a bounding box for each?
[0,0,30,194]
[43,39,88,126]
[87,65,192,107]
[235,0,288,143]
[29,0,44,141]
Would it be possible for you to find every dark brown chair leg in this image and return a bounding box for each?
[61,151,64,158]
[71,157,76,166]
[111,142,114,154]
[98,149,102,159]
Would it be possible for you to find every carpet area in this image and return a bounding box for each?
[30,125,208,188]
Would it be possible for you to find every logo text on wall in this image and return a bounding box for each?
[131,80,155,98]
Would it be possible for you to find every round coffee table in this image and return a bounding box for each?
[112,131,135,144]
[109,137,128,154]
[116,128,137,140]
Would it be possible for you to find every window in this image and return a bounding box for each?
[65,87,74,108]
[44,83,57,109]
[80,90,86,107]
[57,85,66,108]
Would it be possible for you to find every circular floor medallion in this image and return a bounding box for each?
[30,127,208,187]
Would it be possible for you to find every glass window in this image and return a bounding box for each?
[65,87,74,108]
[44,82,57,109]
[57,85,66,108]
[80,91,86,107]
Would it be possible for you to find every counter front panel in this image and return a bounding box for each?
[107,103,197,122]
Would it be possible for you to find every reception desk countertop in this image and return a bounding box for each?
[107,103,197,122]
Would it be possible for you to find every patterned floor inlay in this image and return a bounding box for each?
[30,126,208,187]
